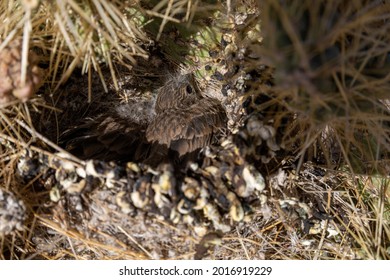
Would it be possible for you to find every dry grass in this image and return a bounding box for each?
[0,0,149,97]
[0,0,389,260]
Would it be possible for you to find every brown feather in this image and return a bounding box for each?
[63,73,226,165]
[146,89,226,157]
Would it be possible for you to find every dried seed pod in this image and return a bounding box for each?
[226,192,244,222]
[0,40,43,104]
[177,199,193,215]
[203,203,230,233]
[182,177,201,201]
[116,191,135,215]
[131,175,152,209]
[17,149,47,181]
[0,189,26,234]
[55,164,87,194]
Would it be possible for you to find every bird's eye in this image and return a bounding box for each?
[185,84,193,94]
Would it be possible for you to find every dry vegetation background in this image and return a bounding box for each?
[0,0,389,259]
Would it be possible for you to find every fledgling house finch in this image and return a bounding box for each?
[64,73,226,166]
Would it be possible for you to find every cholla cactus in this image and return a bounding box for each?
[0,0,151,93]
[259,0,390,172]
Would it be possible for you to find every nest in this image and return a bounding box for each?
[0,0,389,260]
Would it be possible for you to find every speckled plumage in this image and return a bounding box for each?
[63,73,226,166]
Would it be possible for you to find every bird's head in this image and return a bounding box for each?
[155,73,202,114]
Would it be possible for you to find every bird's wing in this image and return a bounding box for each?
[146,99,226,156]
[62,115,149,161]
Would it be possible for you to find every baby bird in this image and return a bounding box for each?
[64,73,226,166]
